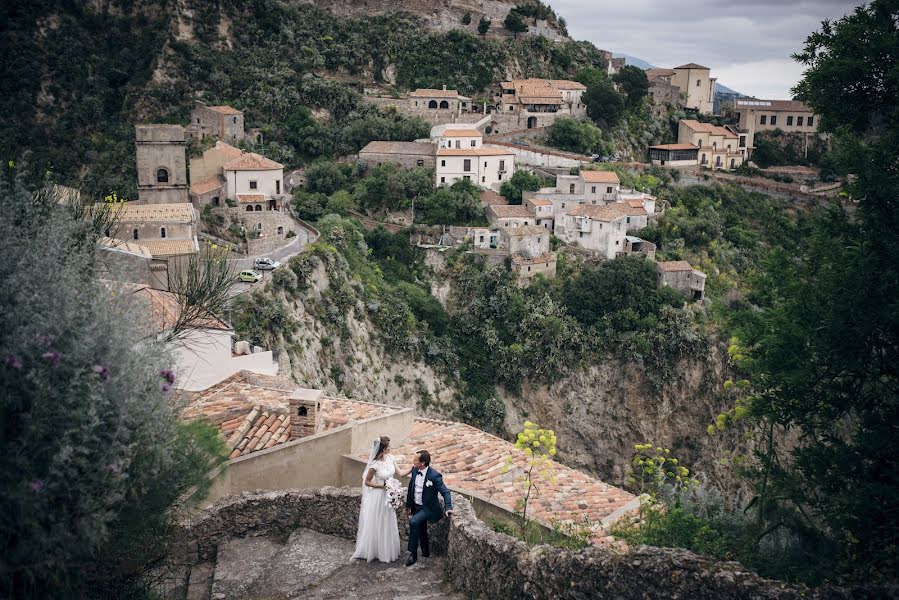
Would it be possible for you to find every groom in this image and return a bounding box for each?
[405,450,452,567]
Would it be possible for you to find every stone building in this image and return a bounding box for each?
[408,87,471,115]
[557,203,630,259]
[135,124,189,204]
[655,260,706,301]
[486,204,536,229]
[187,101,245,142]
[358,141,437,169]
[512,253,557,281]
[725,98,821,159]
[671,64,717,114]
[646,68,682,113]
[524,197,553,230]
[500,224,550,257]
[494,78,587,129]
[222,152,287,212]
[677,120,744,170]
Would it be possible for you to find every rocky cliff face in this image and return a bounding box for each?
[258,242,740,491]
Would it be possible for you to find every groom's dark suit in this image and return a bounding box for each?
[406,466,453,559]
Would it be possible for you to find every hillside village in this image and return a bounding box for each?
[4,0,892,598]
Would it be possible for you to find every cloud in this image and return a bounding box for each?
[551,0,859,98]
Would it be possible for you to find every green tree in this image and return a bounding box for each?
[583,79,625,127]
[612,65,649,108]
[292,190,329,221]
[545,116,602,154]
[304,160,350,195]
[504,10,529,37]
[462,11,472,25]
[478,16,491,37]
[326,189,357,215]
[499,170,543,204]
[574,67,610,89]
[727,0,899,582]
[0,180,226,597]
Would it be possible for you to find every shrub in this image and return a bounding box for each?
[0,180,226,597]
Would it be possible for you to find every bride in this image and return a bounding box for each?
[351,436,411,562]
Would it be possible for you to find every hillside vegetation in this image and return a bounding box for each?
[1,0,608,198]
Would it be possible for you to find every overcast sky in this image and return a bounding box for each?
[552,0,861,98]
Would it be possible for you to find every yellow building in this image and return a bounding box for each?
[677,120,743,170]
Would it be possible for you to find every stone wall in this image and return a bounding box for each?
[224,207,297,255]
[175,488,855,600]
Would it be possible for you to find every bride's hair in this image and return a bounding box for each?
[375,436,390,459]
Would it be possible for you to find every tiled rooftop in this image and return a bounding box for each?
[675,63,709,70]
[568,203,629,221]
[372,419,637,537]
[181,372,402,459]
[223,152,283,171]
[441,129,482,137]
[488,205,535,219]
[436,146,514,157]
[649,143,697,151]
[511,252,556,266]
[479,190,508,206]
[580,170,620,184]
[656,260,695,272]
[138,238,198,257]
[680,120,737,138]
[236,194,265,203]
[112,202,195,222]
[360,141,436,155]
[410,88,461,98]
[130,284,229,334]
[190,176,225,195]
[505,224,548,237]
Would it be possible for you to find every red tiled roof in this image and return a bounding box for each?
[236,194,265,203]
[568,203,629,221]
[410,88,462,98]
[511,252,556,266]
[679,120,737,138]
[215,141,243,159]
[378,419,637,536]
[180,372,402,459]
[488,205,535,219]
[527,198,552,206]
[130,284,230,334]
[360,141,435,156]
[580,170,620,184]
[223,152,283,171]
[734,98,812,113]
[190,176,225,195]
[675,63,709,70]
[479,190,508,206]
[441,129,482,137]
[436,146,513,157]
[656,260,695,272]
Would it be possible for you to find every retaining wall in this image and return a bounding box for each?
[178,489,861,600]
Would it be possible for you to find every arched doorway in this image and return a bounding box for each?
[527,116,537,129]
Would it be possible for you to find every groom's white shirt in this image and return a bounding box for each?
[413,466,429,505]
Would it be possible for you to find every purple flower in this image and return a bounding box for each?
[41,351,61,367]
[159,369,176,384]
[29,480,44,493]
[160,382,171,393]
[5,355,22,370]
[93,364,111,383]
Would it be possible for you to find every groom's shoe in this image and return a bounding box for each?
[404,552,417,567]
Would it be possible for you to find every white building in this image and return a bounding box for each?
[555,170,621,201]
[557,203,629,259]
[671,64,717,115]
[131,284,278,391]
[222,152,287,211]
[437,129,484,150]
[436,146,515,189]
[524,197,554,230]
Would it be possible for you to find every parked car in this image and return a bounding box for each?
[253,257,281,271]
[238,270,262,283]
[512,140,530,147]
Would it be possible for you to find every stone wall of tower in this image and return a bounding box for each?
[135,124,189,204]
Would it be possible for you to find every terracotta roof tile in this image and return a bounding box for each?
[479,190,508,205]
[111,202,195,222]
[236,194,265,203]
[441,129,482,137]
[527,198,552,206]
[511,252,556,266]
[436,146,513,157]
[505,224,547,237]
[410,88,462,98]
[130,284,229,333]
[223,152,283,171]
[180,372,402,458]
[568,203,629,221]
[649,143,698,151]
[360,141,436,156]
[137,238,198,257]
[656,260,695,272]
[190,176,225,195]
[580,170,620,184]
[487,205,535,219]
[378,419,636,539]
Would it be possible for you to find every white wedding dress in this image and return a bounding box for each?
[351,453,401,562]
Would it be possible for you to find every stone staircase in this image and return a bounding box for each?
[183,528,463,600]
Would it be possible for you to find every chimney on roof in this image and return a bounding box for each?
[442,85,447,91]
[289,388,323,439]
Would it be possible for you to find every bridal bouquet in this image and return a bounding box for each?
[384,477,404,510]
